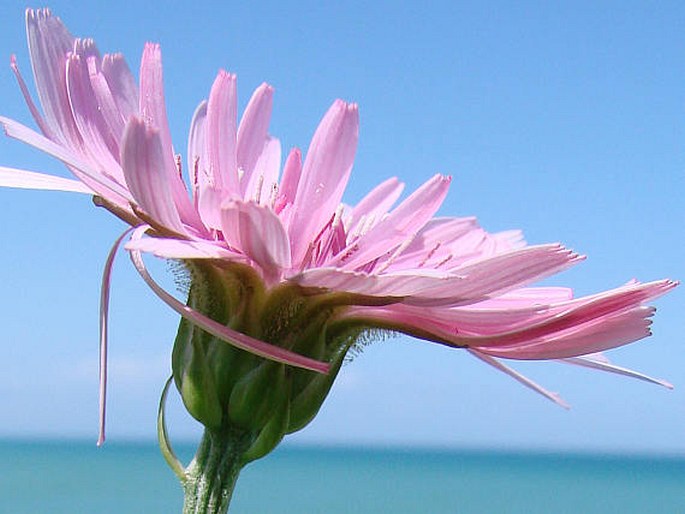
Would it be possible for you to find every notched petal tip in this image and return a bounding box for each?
[143,41,161,55]
[330,98,360,119]
[26,7,51,22]
[215,68,237,82]
[257,81,275,94]
[662,279,679,291]
[1,118,11,137]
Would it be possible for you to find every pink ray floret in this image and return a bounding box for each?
[0,9,677,444]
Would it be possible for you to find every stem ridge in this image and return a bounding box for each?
[182,428,251,514]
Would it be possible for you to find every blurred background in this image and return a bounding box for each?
[0,0,682,455]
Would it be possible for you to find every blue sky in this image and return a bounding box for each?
[0,1,683,454]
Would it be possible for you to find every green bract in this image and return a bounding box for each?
[172,261,364,462]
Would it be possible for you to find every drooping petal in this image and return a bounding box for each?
[468,349,570,408]
[289,100,359,266]
[128,226,328,373]
[120,117,185,234]
[0,166,93,193]
[98,227,135,446]
[561,353,673,389]
[237,82,274,191]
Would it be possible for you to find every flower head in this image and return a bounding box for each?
[1,9,677,449]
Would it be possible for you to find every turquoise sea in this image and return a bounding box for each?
[2,440,684,513]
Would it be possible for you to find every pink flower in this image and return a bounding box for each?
[1,10,676,443]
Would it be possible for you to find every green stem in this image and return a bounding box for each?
[182,428,251,514]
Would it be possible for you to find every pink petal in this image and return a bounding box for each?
[468,349,570,408]
[65,53,122,176]
[344,293,567,341]
[493,229,526,251]
[332,174,451,270]
[348,177,405,234]
[125,236,243,260]
[243,136,281,204]
[138,44,173,157]
[561,353,673,389]
[295,244,580,305]
[25,8,79,146]
[205,70,239,196]
[139,44,201,229]
[433,228,489,268]
[127,226,328,373]
[10,54,53,139]
[0,116,131,202]
[0,166,93,193]
[221,200,291,279]
[383,216,481,272]
[276,148,302,210]
[120,117,185,234]
[98,227,135,446]
[191,71,239,228]
[406,244,583,305]
[468,280,677,353]
[237,82,274,192]
[471,286,574,310]
[475,306,656,359]
[101,53,138,123]
[352,280,675,358]
[293,266,449,297]
[196,186,226,232]
[187,100,208,204]
[88,56,128,146]
[289,100,359,266]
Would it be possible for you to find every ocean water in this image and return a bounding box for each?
[2,440,685,513]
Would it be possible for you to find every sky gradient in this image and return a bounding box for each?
[0,1,683,453]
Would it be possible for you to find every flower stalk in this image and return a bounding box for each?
[181,428,251,514]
